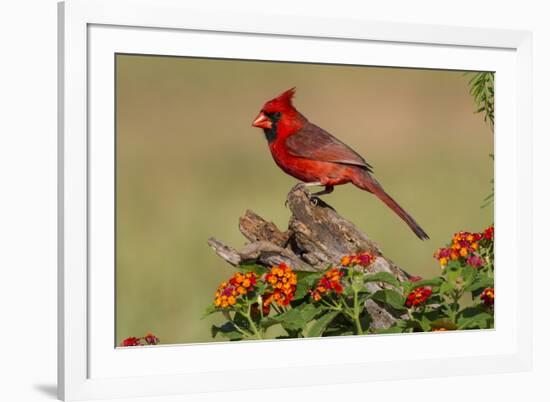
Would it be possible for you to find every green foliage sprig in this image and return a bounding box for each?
[467,71,495,208]
[468,72,494,130]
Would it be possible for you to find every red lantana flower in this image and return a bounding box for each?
[341,252,376,267]
[143,333,160,345]
[451,231,482,258]
[311,267,346,301]
[405,287,432,308]
[120,337,141,347]
[480,287,494,306]
[483,225,494,241]
[434,230,486,267]
[120,332,160,347]
[433,247,454,267]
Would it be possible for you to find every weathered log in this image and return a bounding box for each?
[207,186,412,329]
[238,210,290,246]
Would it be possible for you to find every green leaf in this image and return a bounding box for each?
[363,272,401,288]
[401,319,424,332]
[294,272,321,300]
[359,311,372,331]
[446,260,462,270]
[439,281,455,294]
[211,322,245,341]
[466,71,494,129]
[202,305,218,319]
[376,325,406,334]
[465,276,493,293]
[417,315,433,332]
[457,312,493,329]
[458,305,486,319]
[233,312,251,331]
[280,304,319,331]
[261,303,320,332]
[371,289,407,311]
[445,264,462,282]
[461,265,476,284]
[259,317,282,330]
[307,311,340,337]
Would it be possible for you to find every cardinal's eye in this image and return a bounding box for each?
[263,111,281,121]
[265,112,281,121]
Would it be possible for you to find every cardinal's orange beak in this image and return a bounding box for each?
[252,112,272,129]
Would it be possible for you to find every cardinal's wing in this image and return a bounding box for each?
[285,122,373,172]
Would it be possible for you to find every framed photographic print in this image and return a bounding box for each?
[58,0,533,400]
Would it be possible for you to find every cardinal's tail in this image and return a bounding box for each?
[351,171,429,240]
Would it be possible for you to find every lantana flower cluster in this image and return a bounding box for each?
[405,287,433,308]
[434,226,494,269]
[311,252,376,302]
[263,263,298,307]
[480,287,495,306]
[341,252,377,267]
[214,271,258,308]
[212,263,297,312]
[483,225,494,241]
[434,231,481,266]
[311,267,345,301]
[120,332,160,347]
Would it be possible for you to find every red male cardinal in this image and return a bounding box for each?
[251,87,429,240]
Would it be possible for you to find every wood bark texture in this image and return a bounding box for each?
[208,187,412,330]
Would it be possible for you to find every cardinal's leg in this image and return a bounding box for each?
[293,182,334,205]
[311,185,334,196]
[290,181,322,192]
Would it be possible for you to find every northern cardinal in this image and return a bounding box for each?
[251,87,429,240]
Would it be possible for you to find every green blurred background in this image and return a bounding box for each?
[115,55,493,345]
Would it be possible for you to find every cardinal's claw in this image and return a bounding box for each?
[288,182,325,206]
[301,190,319,206]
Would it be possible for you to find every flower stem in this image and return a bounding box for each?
[353,290,364,335]
[320,298,341,311]
[272,304,284,315]
[233,322,253,338]
[243,306,263,340]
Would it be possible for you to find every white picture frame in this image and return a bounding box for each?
[58,0,533,400]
